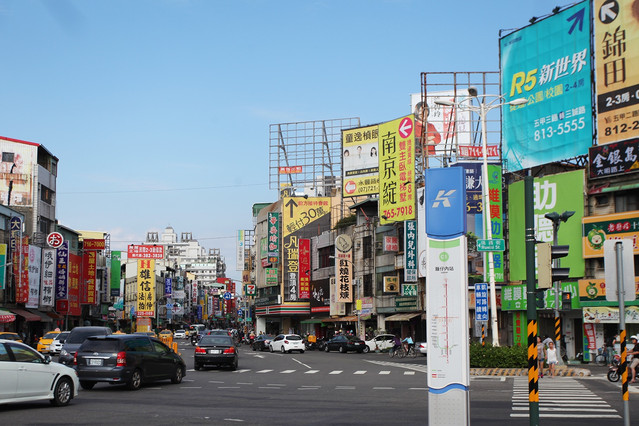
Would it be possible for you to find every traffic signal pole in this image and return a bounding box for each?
[525,176,539,425]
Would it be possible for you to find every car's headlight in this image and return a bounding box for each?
[60,349,68,356]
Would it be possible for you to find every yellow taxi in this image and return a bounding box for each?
[0,332,23,342]
[113,330,126,334]
[37,330,61,353]
[134,331,157,338]
[159,329,173,337]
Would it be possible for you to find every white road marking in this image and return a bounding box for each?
[236,382,253,385]
[379,371,391,375]
[292,358,312,369]
[404,371,416,375]
[336,386,355,390]
[305,370,319,374]
[218,386,240,389]
[329,370,343,375]
[209,380,225,383]
[256,369,273,373]
[180,386,202,389]
[354,370,367,375]
[373,387,395,390]
[280,370,296,374]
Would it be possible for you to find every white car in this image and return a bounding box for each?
[363,334,396,353]
[269,334,305,354]
[48,331,70,355]
[0,339,79,406]
[173,329,186,339]
[416,342,427,356]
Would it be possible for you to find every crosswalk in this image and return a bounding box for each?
[511,377,621,419]
[187,367,420,376]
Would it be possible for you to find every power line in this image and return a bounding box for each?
[59,182,267,195]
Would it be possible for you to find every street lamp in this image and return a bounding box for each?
[436,89,528,346]
[544,210,574,362]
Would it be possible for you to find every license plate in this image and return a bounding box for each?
[88,358,103,366]
[209,349,221,354]
[354,343,360,345]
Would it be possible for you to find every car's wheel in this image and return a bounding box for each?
[127,369,142,390]
[269,345,274,353]
[300,350,305,354]
[171,366,184,384]
[50,377,73,406]
[281,345,286,354]
[363,346,370,354]
[339,346,346,353]
[80,380,95,390]
[357,349,364,353]
[229,359,238,371]
[194,363,201,371]
[324,345,329,352]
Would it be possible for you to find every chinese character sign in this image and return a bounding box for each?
[299,238,310,299]
[500,3,592,171]
[68,253,81,316]
[474,283,489,321]
[236,230,245,272]
[487,164,504,282]
[404,221,418,282]
[595,0,639,144]
[137,260,156,317]
[379,115,415,224]
[0,244,6,290]
[336,249,352,303]
[26,245,41,309]
[342,124,380,198]
[282,197,331,237]
[110,251,121,297]
[283,236,299,302]
[56,241,69,300]
[589,138,639,179]
[83,251,97,305]
[165,277,172,298]
[40,248,56,307]
[127,244,164,259]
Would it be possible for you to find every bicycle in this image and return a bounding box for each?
[389,346,403,358]
[405,345,417,358]
[594,347,608,366]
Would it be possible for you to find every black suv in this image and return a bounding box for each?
[74,334,186,390]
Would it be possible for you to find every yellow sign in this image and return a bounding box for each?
[378,115,415,225]
[594,0,639,144]
[342,124,380,198]
[282,196,331,237]
[136,259,155,317]
[582,211,639,258]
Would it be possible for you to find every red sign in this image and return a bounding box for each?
[127,244,164,259]
[384,236,399,252]
[458,145,500,158]
[278,166,303,174]
[47,232,64,248]
[82,251,97,305]
[299,238,310,299]
[56,299,69,314]
[83,239,105,250]
[68,253,81,316]
[398,117,413,139]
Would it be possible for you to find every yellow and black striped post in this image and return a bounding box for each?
[528,320,539,405]
[525,176,540,425]
[620,330,628,402]
[481,324,485,347]
[554,316,561,359]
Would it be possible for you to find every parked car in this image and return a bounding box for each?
[324,335,366,353]
[252,334,274,351]
[48,331,70,355]
[74,334,186,390]
[194,335,238,370]
[269,334,305,354]
[173,329,186,339]
[37,331,61,354]
[59,326,112,366]
[0,339,79,406]
[0,332,23,343]
[416,342,427,356]
[202,329,230,337]
[363,334,396,353]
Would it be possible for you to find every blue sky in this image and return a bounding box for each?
[0,0,571,280]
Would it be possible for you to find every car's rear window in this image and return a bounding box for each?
[176,330,185,333]
[43,332,58,339]
[67,329,109,344]
[124,338,154,352]
[200,336,232,346]
[287,335,302,340]
[80,339,120,352]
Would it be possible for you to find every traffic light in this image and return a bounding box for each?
[536,291,545,309]
[561,292,572,310]
[537,242,570,289]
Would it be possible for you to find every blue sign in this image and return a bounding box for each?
[425,167,466,238]
[474,283,489,321]
[500,3,592,171]
[237,309,243,316]
[223,292,233,301]
[197,305,202,320]
[165,277,172,298]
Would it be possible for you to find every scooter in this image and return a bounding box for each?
[606,355,622,382]
[191,333,199,346]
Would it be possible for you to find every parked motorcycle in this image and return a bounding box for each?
[607,355,622,383]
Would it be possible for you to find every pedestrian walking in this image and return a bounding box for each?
[537,336,546,378]
[546,341,558,377]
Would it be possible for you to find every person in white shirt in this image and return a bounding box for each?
[546,341,558,377]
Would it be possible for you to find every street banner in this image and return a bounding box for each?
[267,212,279,264]
[0,244,6,290]
[582,210,639,258]
[18,236,29,303]
[127,244,164,259]
[342,124,380,197]
[500,2,592,171]
[589,138,639,179]
[594,0,639,144]
[508,170,585,280]
[487,164,504,282]
[26,246,41,309]
[110,251,121,297]
[9,217,23,301]
[513,311,528,347]
[299,238,310,299]
[40,248,55,307]
[379,115,415,225]
[68,253,81,316]
[425,167,466,238]
[137,259,155,317]
[56,242,69,300]
[404,221,418,282]
[283,235,299,302]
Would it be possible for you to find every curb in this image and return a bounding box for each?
[470,366,591,377]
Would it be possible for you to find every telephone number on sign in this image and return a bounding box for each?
[533,117,585,141]
[382,205,413,219]
[603,120,639,136]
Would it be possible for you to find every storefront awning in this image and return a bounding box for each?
[384,312,422,322]
[9,308,41,322]
[26,309,53,322]
[46,311,64,320]
[300,318,326,324]
[0,309,16,323]
[322,315,359,322]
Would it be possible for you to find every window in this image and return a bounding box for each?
[0,344,10,361]
[363,274,373,297]
[151,340,170,353]
[318,246,333,268]
[615,189,639,212]
[8,343,42,363]
[124,338,153,352]
[2,152,14,163]
[363,236,372,259]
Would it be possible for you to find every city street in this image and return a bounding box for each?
[2,340,638,425]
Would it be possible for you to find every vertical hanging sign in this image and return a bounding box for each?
[0,244,6,290]
[110,251,121,297]
[40,248,56,307]
[55,241,69,300]
[267,212,280,264]
[335,234,353,303]
[299,238,310,299]
[137,259,155,318]
[487,164,504,282]
[68,253,81,316]
[404,220,418,282]
[26,245,41,308]
[283,235,299,302]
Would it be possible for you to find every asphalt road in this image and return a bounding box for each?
[3,340,638,425]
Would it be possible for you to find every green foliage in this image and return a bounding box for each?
[334,214,356,230]
[469,342,528,368]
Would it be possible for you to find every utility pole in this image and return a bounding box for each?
[525,176,539,426]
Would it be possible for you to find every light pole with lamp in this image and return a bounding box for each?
[436,89,527,346]
[544,210,574,362]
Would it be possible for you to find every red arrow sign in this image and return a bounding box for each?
[399,117,413,138]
